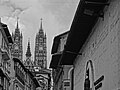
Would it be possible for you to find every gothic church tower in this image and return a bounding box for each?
[24,39,34,72]
[34,19,47,69]
[11,18,23,62]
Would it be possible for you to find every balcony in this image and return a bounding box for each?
[0,62,10,75]
[15,66,25,85]
[0,47,10,61]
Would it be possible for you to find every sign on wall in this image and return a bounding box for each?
[63,79,70,88]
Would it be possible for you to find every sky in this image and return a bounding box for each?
[0,0,80,68]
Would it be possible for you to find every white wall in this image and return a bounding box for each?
[74,0,120,90]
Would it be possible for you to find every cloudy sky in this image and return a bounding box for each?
[0,0,79,68]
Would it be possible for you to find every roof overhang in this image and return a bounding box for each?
[60,0,109,65]
[1,23,13,44]
[13,58,27,72]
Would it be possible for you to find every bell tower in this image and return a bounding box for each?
[24,39,34,71]
[11,17,23,62]
[34,19,47,69]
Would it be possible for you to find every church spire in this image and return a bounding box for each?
[40,18,42,30]
[26,39,32,57]
[16,17,19,29]
[39,18,44,34]
[34,18,47,69]
[45,32,46,38]
[15,17,20,34]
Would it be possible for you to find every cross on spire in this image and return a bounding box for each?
[41,18,42,21]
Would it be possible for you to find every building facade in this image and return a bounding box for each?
[11,18,23,62]
[0,20,13,90]
[72,0,120,90]
[50,31,73,90]
[23,19,51,90]
[0,17,49,90]
[54,0,120,90]
[24,19,47,71]
[33,68,51,90]
[34,19,47,69]
[9,58,39,90]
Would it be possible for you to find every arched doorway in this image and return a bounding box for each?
[84,60,95,90]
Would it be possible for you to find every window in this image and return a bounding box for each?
[14,44,19,50]
[16,85,19,90]
[15,37,19,42]
[1,37,4,48]
[63,79,70,87]
[3,78,5,90]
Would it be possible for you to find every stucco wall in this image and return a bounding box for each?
[74,0,120,90]
[63,65,73,90]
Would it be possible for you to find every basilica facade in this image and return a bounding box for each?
[11,18,51,90]
[24,19,47,71]
[11,18,47,71]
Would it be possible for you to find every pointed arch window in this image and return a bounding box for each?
[15,37,19,42]
[14,44,19,50]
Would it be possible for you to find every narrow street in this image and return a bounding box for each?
[0,0,119,90]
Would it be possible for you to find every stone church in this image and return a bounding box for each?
[24,19,47,72]
[11,18,47,71]
[11,18,51,90]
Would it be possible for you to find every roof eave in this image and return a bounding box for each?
[60,0,109,65]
